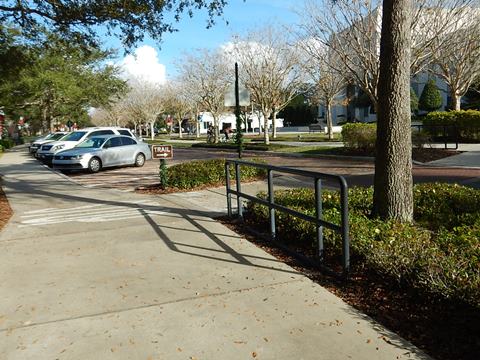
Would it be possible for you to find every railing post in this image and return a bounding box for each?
[267,169,275,240]
[315,178,324,261]
[455,125,459,150]
[444,125,447,149]
[235,163,243,218]
[225,162,232,217]
[340,180,350,277]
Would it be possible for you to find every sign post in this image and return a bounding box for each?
[224,64,250,159]
[151,145,174,189]
[0,110,4,140]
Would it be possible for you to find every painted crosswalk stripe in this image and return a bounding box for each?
[19,202,175,227]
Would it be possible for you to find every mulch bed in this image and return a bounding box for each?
[0,181,13,231]
[412,148,461,163]
[218,216,480,360]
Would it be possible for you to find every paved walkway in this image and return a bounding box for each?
[0,150,431,359]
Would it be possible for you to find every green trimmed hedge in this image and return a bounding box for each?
[423,110,480,142]
[0,138,15,150]
[245,183,480,307]
[341,123,376,150]
[165,158,267,190]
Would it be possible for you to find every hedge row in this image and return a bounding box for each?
[245,183,480,308]
[165,158,266,190]
[423,110,480,141]
[0,138,15,151]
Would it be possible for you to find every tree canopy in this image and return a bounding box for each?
[0,0,229,48]
[0,26,127,132]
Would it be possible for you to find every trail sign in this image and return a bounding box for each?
[151,145,173,159]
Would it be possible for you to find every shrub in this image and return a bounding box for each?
[244,184,480,308]
[0,138,15,150]
[423,110,480,141]
[165,158,266,190]
[413,183,480,230]
[341,123,376,151]
[419,79,443,112]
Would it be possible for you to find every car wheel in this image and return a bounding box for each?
[88,157,102,173]
[134,153,145,167]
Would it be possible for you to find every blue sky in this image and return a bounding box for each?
[112,0,299,82]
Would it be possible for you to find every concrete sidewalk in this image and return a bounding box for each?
[427,151,480,168]
[0,150,431,359]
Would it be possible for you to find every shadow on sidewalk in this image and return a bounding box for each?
[2,175,299,276]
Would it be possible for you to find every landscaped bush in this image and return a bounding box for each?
[0,138,15,150]
[165,158,267,190]
[244,183,480,308]
[419,79,443,112]
[423,110,480,142]
[341,123,376,151]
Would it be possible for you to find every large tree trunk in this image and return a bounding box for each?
[326,99,333,140]
[451,89,462,111]
[272,110,278,139]
[42,107,50,133]
[150,121,155,141]
[213,114,220,143]
[373,0,413,222]
[178,119,183,139]
[195,111,200,138]
[262,111,270,145]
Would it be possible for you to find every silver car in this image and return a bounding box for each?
[52,135,152,173]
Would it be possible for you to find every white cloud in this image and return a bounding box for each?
[119,45,167,85]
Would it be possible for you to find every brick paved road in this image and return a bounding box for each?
[62,148,480,190]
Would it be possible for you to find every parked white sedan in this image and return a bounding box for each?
[52,135,152,173]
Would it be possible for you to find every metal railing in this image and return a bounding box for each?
[411,124,459,150]
[225,160,350,277]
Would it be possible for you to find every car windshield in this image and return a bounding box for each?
[43,133,55,140]
[62,131,87,142]
[76,137,107,149]
[51,133,66,140]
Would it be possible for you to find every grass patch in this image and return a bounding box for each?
[272,145,336,154]
[144,140,195,149]
[191,142,292,151]
[247,133,340,142]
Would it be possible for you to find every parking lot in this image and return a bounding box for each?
[50,148,480,191]
[55,148,375,190]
